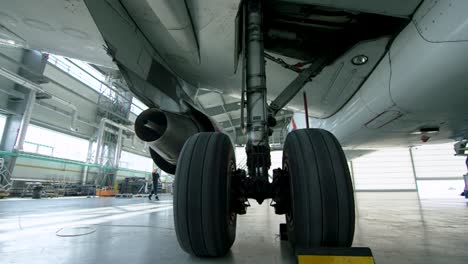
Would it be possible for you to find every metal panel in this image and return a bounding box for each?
[295,37,391,118]
[277,0,422,17]
[0,0,113,67]
[414,0,468,42]
[304,18,468,148]
[0,114,6,143]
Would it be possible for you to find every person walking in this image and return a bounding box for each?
[148,169,160,201]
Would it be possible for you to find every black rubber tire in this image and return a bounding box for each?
[283,128,355,250]
[174,132,237,257]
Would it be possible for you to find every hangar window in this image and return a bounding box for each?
[237,143,466,196]
[130,97,148,115]
[48,54,146,117]
[351,149,417,191]
[24,124,89,162]
[236,148,283,182]
[417,180,465,198]
[411,143,467,198]
[48,54,116,99]
[411,143,466,179]
[119,151,153,172]
[348,143,466,197]
[0,114,6,143]
[269,150,283,177]
[23,141,54,156]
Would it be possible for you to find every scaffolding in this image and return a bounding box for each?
[0,158,12,197]
[97,88,132,124]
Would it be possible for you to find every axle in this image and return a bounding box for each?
[231,168,290,214]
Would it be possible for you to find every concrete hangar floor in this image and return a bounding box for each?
[1,193,467,264]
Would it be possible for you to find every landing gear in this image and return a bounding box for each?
[173,0,355,258]
[173,133,237,257]
[282,129,355,249]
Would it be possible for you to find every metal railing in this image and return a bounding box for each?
[48,55,115,98]
[48,54,145,116]
[0,150,153,182]
[23,141,54,156]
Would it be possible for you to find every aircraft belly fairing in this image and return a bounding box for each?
[0,0,467,149]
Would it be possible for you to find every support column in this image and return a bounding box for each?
[114,128,123,167]
[349,160,359,215]
[349,160,356,193]
[409,147,420,197]
[0,49,47,175]
[15,90,36,150]
[81,139,94,185]
[95,119,105,164]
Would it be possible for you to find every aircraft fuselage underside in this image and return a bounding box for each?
[2,0,465,258]
[86,0,359,256]
[80,0,468,256]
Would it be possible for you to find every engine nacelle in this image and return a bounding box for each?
[135,108,214,174]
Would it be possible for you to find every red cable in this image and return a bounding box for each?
[303,91,309,129]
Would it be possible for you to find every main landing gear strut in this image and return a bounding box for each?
[173,0,355,257]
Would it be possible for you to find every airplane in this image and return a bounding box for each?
[1,0,467,257]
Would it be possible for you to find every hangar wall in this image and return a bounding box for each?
[251,143,466,198]
[350,143,466,198]
[1,47,466,196]
[8,154,150,184]
[0,47,157,187]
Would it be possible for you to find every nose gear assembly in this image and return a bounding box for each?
[173,0,355,257]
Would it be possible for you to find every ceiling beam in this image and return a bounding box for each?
[218,113,292,129]
[203,101,241,116]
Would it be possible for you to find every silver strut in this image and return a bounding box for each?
[245,0,270,180]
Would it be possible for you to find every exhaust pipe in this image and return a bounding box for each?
[135,108,212,172]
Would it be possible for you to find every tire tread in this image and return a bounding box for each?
[284,128,355,249]
[174,133,236,257]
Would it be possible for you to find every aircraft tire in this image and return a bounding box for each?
[283,128,355,249]
[174,132,237,257]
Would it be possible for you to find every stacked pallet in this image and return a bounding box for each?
[96,189,118,197]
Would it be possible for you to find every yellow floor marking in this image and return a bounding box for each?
[298,255,375,264]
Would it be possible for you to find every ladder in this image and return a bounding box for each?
[0,158,12,194]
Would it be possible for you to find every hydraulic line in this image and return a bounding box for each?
[303,90,310,129]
